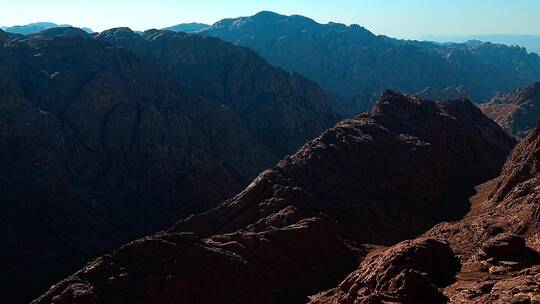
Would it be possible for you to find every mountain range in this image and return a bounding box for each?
[1,10,540,304]
[0,26,336,303]
[199,11,540,113]
[1,22,93,35]
[423,34,540,55]
[34,91,530,304]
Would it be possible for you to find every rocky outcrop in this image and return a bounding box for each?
[424,121,540,303]
[202,11,540,102]
[310,238,460,304]
[34,91,514,304]
[480,82,540,138]
[96,28,338,156]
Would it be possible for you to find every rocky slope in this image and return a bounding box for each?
[34,91,514,304]
[201,11,540,109]
[312,122,540,304]
[480,82,540,139]
[96,28,338,156]
[0,27,336,303]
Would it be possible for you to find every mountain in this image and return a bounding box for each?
[0,27,337,303]
[34,91,514,303]
[200,11,540,111]
[2,22,94,35]
[162,22,209,32]
[96,28,338,156]
[312,121,540,304]
[416,85,471,101]
[480,82,540,138]
[423,34,540,55]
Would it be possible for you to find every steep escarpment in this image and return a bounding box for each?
[480,82,540,139]
[0,28,292,303]
[96,28,338,156]
[202,11,540,107]
[34,91,514,304]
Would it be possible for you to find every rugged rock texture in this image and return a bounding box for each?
[309,238,460,304]
[416,86,471,101]
[34,91,514,304]
[0,27,336,303]
[33,217,360,304]
[424,122,540,303]
[96,28,338,156]
[480,82,540,139]
[173,91,514,244]
[202,11,540,104]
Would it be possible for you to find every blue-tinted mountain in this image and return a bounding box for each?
[162,22,209,32]
[2,22,93,35]
[201,11,540,115]
[423,34,540,55]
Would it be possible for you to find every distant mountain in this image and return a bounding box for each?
[162,22,209,32]
[201,11,540,113]
[416,85,471,101]
[480,82,540,139]
[423,34,540,55]
[2,22,93,34]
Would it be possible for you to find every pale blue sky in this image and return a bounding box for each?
[1,0,539,39]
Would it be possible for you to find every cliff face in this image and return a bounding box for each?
[480,82,540,139]
[34,91,515,304]
[0,27,338,303]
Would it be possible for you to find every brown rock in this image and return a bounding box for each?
[309,238,460,304]
[480,82,540,139]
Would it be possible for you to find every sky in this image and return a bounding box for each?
[1,0,539,39]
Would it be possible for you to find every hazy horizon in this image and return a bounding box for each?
[1,0,539,39]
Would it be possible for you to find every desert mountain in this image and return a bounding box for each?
[34,91,514,304]
[480,82,540,139]
[311,121,540,303]
[200,11,540,111]
[0,26,336,303]
[95,28,338,156]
